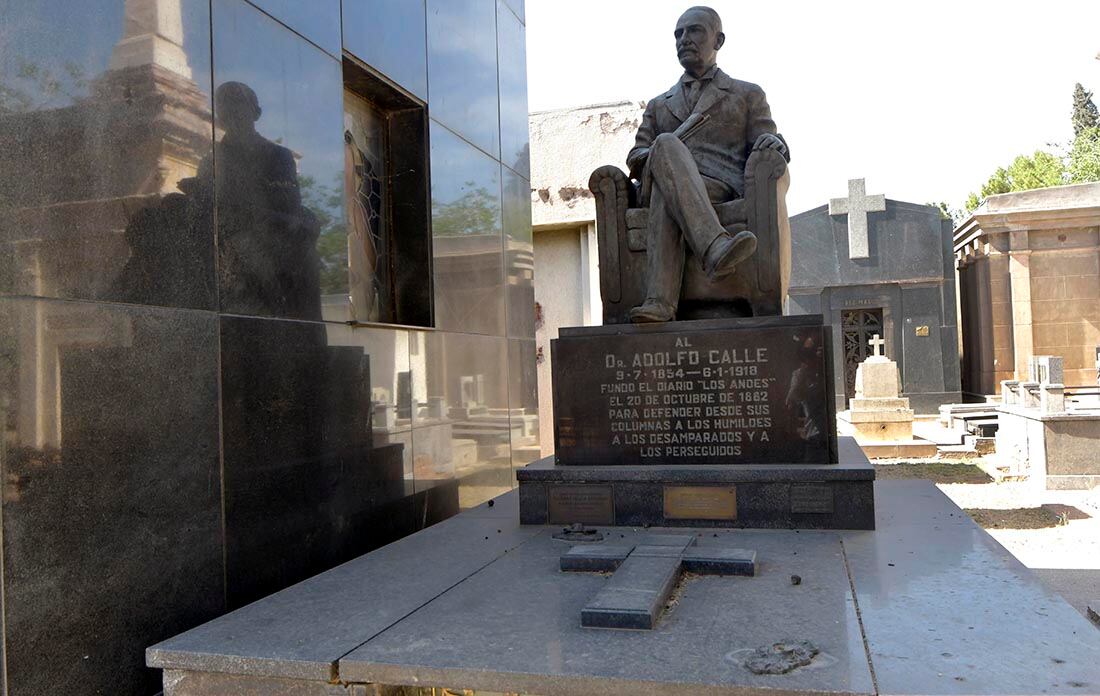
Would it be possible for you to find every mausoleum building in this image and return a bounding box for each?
[789,183,962,413]
[954,183,1100,397]
[0,0,534,692]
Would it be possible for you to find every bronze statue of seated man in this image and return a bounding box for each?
[626,5,790,322]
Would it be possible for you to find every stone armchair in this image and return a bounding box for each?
[589,147,791,324]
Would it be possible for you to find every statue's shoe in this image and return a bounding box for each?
[703,230,757,281]
[629,299,677,323]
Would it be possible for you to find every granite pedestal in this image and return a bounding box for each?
[518,437,875,530]
[521,316,875,529]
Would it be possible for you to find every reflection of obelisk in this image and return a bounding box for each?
[3,0,213,453]
[110,0,193,79]
[100,0,210,197]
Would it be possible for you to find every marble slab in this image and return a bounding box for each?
[339,525,872,695]
[150,483,1100,696]
[146,497,539,682]
[843,480,1100,695]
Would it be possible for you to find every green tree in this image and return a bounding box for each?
[432,184,500,236]
[927,201,964,224]
[965,151,1065,213]
[1072,82,1099,137]
[299,173,350,296]
[1068,126,1100,183]
[963,83,1100,214]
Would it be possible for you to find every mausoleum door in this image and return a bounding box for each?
[841,309,884,399]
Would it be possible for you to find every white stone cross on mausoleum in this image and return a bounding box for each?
[868,333,886,357]
[829,178,886,260]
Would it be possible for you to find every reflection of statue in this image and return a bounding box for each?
[590,6,791,324]
[108,82,323,319]
[200,82,322,320]
[105,179,215,309]
[785,336,826,462]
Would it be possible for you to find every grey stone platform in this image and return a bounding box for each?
[148,482,1100,695]
[518,436,875,530]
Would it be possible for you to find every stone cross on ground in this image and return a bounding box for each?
[829,178,886,260]
[868,334,886,357]
[561,534,756,629]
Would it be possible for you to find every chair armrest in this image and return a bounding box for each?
[743,148,791,313]
[588,166,636,304]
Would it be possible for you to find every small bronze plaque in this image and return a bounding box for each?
[915,325,930,337]
[548,485,614,525]
[790,484,834,514]
[663,486,737,520]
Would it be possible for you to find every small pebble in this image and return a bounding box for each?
[791,575,802,586]
[487,500,494,507]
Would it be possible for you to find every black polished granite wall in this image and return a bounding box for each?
[0,0,532,693]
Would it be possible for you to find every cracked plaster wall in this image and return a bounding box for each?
[529,101,644,229]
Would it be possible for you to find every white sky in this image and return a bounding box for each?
[526,0,1100,215]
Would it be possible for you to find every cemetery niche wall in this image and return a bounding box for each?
[0,0,535,693]
[789,180,962,414]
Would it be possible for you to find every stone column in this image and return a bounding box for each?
[109,0,193,78]
[1008,231,1033,382]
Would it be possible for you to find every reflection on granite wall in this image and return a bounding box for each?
[0,0,532,693]
[0,298,224,695]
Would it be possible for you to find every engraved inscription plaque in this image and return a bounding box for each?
[664,486,737,521]
[548,485,614,525]
[790,484,834,514]
[551,318,835,466]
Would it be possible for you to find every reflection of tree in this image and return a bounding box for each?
[432,182,499,236]
[299,172,348,296]
[0,59,88,114]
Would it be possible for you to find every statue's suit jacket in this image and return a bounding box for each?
[627,68,787,199]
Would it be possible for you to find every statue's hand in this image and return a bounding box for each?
[626,147,650,181]
[752,133,787,156]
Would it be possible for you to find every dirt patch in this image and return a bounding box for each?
[874,462,993,484]
[1040,503,1091,521]
[966,507,1068,529]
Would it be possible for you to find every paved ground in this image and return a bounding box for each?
[929,472,1099,623]
[1030,569,1100,623]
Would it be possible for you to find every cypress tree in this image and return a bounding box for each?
[1072,83,1099,137]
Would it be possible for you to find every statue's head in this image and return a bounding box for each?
[675,6,724,75]
[215,82,262,135]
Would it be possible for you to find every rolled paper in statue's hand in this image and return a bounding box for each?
[673,113,710,142]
